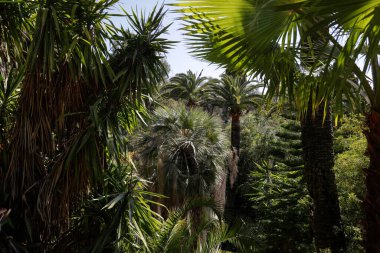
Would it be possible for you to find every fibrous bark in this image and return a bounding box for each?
[301,102,346,252]
[231,114,241,156]
[363,109,380,253]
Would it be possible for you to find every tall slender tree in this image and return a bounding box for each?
[205,74,261,228]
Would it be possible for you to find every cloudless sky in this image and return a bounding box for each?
[112,0,225,78]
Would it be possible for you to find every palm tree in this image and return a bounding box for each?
[0,0,170,249]
[298,26,347,252]
[206,74,261,229]
[174,1,380,251]
[297,4,380,252]
[135,103,229,222]
[161,70,216,108]
[174,1,348,251]
[206,75,261,156]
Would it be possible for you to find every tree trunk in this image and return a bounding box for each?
[185,144,204,230]
[231,113,241,156]
[224,113,241,231]
[301,101,346,252]
[363,109,380,253]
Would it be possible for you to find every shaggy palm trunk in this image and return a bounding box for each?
[224,113,240,226]
[187,152,203,228]
[156,158,165,217]
[231,113,241,156]
[301,101,346,252]
[363,109,380,253]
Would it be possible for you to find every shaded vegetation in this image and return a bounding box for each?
[0,0,373,252]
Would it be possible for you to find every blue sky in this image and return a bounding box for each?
[112,0,224,78]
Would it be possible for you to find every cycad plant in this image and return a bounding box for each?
[140,199,240,253]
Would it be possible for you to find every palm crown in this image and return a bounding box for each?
[162,70,216,107]
[206,74,262,117]
[174,0,375,111]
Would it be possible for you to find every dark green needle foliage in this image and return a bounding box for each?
[245,108,313,252]
[242,107,313,252]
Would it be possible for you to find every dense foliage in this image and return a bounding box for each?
[233,107,312,252]
[0,1,373,252]
[134,103,229,217]
[334,115,368,252]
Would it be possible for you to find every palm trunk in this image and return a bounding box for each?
[224,113,240,223]
[363,109,380,253]
[156,158,165,217]
[213,172,226,215]
[301,101,346,252]
[185,145,204,230]
[231,113,241,156]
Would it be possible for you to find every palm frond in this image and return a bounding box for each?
[147,198,223,253]
[174,1,376,115]
[161,70,216,107]
[205,75,263,115]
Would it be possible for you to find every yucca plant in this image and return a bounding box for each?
[0,0,171,250]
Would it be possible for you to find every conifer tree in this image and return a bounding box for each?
[249,111,313,252]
